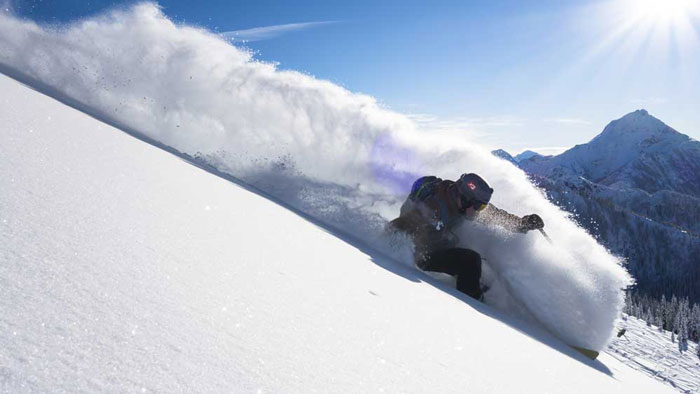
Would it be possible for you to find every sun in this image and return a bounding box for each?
[630,0,700,25]
[596,0,700,54]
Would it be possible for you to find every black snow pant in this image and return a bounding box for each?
[420,248,482,300]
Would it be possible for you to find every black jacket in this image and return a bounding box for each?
[388,179,523,259]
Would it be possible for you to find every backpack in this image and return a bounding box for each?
[408,176,442,202]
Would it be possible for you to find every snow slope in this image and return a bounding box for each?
[0,75,674,393]
[608,315,700,393]
[0,4,631,353]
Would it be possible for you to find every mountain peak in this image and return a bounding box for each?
[521,109,700,197]
[491,149,518,165]
[615,109,659,126]
[616,108,654,119]
[492,148,511,156]
[515,150,542,162]
[592,109,679,145]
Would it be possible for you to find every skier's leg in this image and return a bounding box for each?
[421,248,483,299]
[420,248,462,276]
[454,250,482,299]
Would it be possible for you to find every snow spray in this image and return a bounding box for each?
[0,3,631,350]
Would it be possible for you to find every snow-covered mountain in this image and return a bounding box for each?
[521,110,700,197]
[527,174,700,303]
[0,73,672,394]
[515,150,543,162]
[491,149,518,165]
[501,110,700,304]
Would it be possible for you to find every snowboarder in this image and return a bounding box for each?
[387,173,545,300]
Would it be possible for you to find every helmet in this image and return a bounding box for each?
[456,173,493,212]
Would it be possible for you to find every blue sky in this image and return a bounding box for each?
[6,0,700,153]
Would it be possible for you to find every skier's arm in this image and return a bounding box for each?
[386,216,412,234]
[475,204,522,232]
[476,204,544,233]
[386,198,424,235]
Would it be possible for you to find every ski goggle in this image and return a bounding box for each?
[461,197,489,212]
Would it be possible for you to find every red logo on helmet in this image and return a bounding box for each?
[467,182,477,190]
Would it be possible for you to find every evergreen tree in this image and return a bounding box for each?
[621,291,700,339]
[662,294,672,331]
[655,311,664,332]
[624,295,632,315]
[676,298,689,353]
[669,295,679,333]
[691,304,700,342]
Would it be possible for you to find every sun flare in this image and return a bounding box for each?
[630,0,700,25]
[597,0,700,56]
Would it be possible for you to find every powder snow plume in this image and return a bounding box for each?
[0,3,630,351]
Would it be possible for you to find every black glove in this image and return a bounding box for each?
[519,214,544,232]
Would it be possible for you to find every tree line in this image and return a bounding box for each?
[625,291,700,358]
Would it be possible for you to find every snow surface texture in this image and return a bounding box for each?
[0,3,630,351]
[608,315,700,393]
[0,74,673,394]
